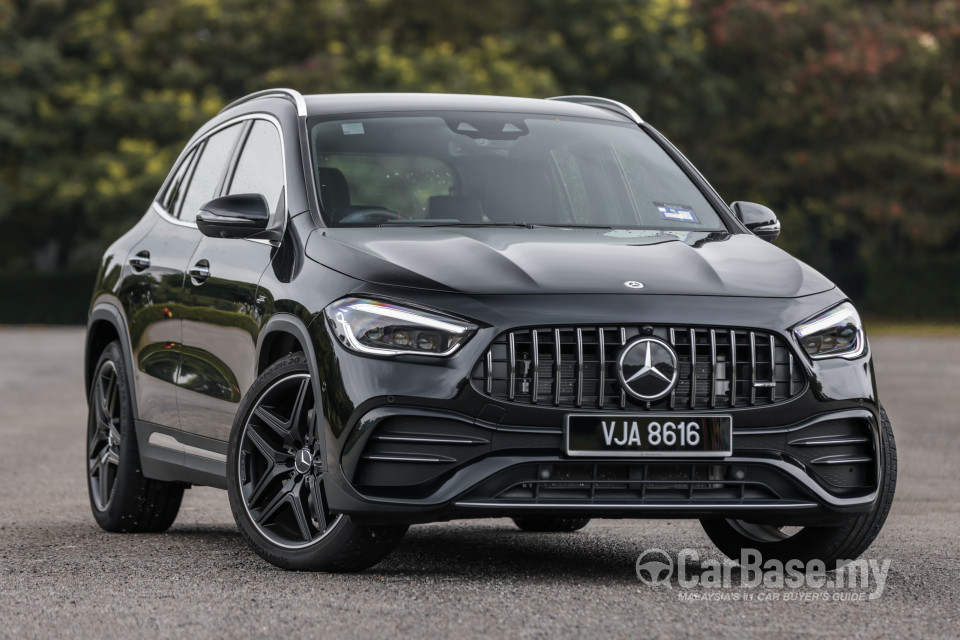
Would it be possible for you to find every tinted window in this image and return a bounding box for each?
[309,114,725,231]
[161,146,198,214]
[315,153,453,220]
[228,120,284,222]
[178,123,241,221]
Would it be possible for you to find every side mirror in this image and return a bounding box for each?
[732,201,781,243]
[196,194,278,241]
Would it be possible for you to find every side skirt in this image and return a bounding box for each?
[135,420,228,489]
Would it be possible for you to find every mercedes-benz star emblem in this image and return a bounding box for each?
[294,448,313,475]
[617,337,680,401]
[624,281,644,289]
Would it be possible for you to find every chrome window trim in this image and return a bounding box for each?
[153,112,288,245]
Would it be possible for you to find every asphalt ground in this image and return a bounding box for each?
[0,327,958,639]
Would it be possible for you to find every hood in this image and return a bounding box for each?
[304,227,835,298]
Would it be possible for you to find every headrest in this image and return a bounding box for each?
[316,167,351,219]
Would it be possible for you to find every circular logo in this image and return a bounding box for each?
[294,448,313,475]
[624,281,645,289]
[635,548,674,587]
[617,337,679,401]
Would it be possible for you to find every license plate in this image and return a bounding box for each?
[564,414,733,457]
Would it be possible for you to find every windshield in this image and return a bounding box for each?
[309,112,727,231]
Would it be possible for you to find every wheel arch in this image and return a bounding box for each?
[254,311,329,467]
[86,303,139,420]
[255,312,323,400]
[257,322,307,375]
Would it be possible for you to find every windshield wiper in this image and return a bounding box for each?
[524,223,614,229]
[379,220,613,229]
[380,221,535,228]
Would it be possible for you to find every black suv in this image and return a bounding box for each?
[85,89,895,572]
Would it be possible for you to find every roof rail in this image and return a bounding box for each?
[218,88,307,117]
[546,95,643,124]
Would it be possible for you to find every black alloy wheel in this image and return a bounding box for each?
[236,372,341,548]
[88,359,122,511]
[227,352,407,571]
[87,341,184,532]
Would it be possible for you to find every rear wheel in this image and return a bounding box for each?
[512,517,591,533]
[87,341,183,532]
[701,407,897,569]
[227,352,407,572]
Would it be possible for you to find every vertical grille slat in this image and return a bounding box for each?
[575,328,584,408]
[531,329,540,404]
[619,328,627,410]
[553,328,562,407]
[769,334,777,402]
[485,350,493,395]
[597,328,606,410]
[729,329,737,408]
[507,332,516,401]
[788,351,795,397]
[669,328,677,410]
[709,329,717,410]
[474,325,806,411]
[688,328,697,410]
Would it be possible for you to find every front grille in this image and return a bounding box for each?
[471,325,806,410]
[487,462,783,503]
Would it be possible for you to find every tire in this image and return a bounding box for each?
[512,517,591,533]
[87,341,184,532]
[701,406,897,570]
[227,352,407,572]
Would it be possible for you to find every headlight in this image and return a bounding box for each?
[793,302,865,360]
[324,297,477,357]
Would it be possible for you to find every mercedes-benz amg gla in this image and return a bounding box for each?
[84,90,895,571]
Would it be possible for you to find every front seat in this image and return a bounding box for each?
[316,167,351,222]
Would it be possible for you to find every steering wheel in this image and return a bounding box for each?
[338,207,404,225]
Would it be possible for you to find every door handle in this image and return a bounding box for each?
[188,260,211,283]
[129,252,150,271]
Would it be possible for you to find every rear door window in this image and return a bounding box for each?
[177,123,242,221]
[160,146,198,215]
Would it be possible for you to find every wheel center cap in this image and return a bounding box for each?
[294,448,313,475]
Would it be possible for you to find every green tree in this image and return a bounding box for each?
[1,0,958,321]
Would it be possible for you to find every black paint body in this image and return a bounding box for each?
[85,93,886,526]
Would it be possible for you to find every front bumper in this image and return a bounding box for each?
[326,405,880,525]
[308,289,884,525]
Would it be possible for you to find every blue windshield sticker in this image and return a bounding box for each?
[654,203,699,223]
[341,123,365,135]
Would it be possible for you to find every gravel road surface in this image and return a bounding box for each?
[1,327,957,639]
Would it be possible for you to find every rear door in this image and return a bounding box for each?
[120,123,243,428]
[177,117,286,441]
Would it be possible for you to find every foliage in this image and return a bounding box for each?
[0,0,957,322]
